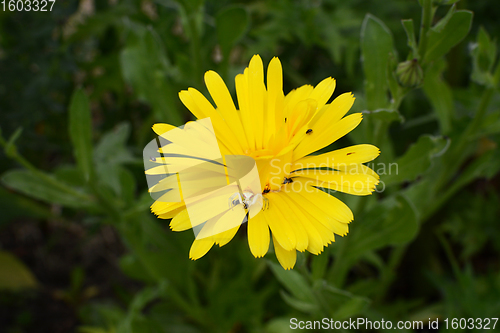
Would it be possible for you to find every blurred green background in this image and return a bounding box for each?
[1,0,499,332]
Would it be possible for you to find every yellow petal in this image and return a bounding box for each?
[293,169,379,196]
[278,193,324,254]
[308,77,336,116]
[151,200,182,215]
[189,237,214,260]
[247,55,265,149]
[204,70,250,150]
[335,163,380,180]
[300,187,353,223]
[235,70,256,150]
[214,224,240,247]
[283,85,314,118]
[273,235,296,270]
[266,57,284,143]
[294,144,380,170]
[247,212,270,258]
[309,92,355,130]
[152,123,177,135]
[178,88,243,155]
[211,204,246,236]
[170,209,196,231]
[264,193,296,251]
[293,113,363,160]
[271,194,309,252]
[283,184,349,236]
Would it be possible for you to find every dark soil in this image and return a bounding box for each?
[0,217,137,333]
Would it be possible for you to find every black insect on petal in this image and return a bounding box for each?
[283,177,293,184]
[306,129,313,135]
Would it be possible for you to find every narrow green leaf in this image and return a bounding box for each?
[430,4,456,33]
[279,290,319,313]
[1,169,92,208]
[423,60,454,134]
[0,251,37,290]
[424,10,473,62]
[402,19,418,56]
[69,89,94,182]
[361,14,395,110]
[216,5,249,56]
[4,127,23,157]
[383,135,448,186]
[471,27,497,87]
[268,261,316,304]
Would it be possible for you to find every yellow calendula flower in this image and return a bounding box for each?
[148,55,380,269]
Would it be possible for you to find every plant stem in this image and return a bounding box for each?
[0,136,93,202]
[418,0,433,63]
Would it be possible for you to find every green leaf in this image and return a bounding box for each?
[347,195,419,260]
[267,261,316,304]
[279,290,319,313]
[361,14,395,110]
[430,4,457,33]
[0,186,50,224]
[119,254,156,284]
[4,127,23,157]
[94,123,133,164]
[332,296,370,321]
[120,214,190,288]
[319,283,371,321]
[120,25,182,125]
[423,60,454,134]
[69,89,94,182]
[117,281,168,333]
[0,250,37,290]
[383,135,448,186]
[216,5,249,57]
[1,169,92,208]
[424,10,473,63]
[402,19,418,56]
[265,318,295,333]
[94,123,135,197]
[471,27,497,87]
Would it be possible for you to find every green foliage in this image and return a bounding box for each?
[361,14,395,110]
[69,89,95,182]
[0,251,37,290]
[1,0,500,332]
[423,8,473,63]
[216,6,249,60]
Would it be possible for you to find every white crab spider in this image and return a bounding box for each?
[228,191,269,211]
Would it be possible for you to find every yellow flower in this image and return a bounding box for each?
[149,55,380,269]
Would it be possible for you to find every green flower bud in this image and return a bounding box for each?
[396,59,424,88]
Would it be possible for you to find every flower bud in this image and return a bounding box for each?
[396,59,423,88]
